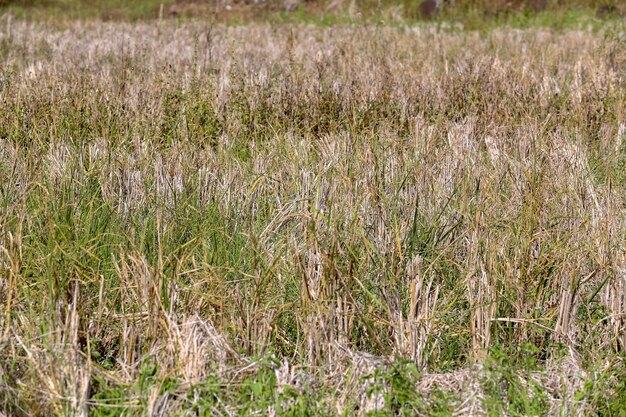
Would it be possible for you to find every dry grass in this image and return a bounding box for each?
[0,15,625,416]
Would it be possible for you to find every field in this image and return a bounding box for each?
[0,3,625,416]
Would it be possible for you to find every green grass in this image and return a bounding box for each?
[0,9,624,417]
[0,0,175,20]
[1,0,623,30]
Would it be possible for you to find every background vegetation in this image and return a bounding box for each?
[0,0,624,25]
[0,2,624,416]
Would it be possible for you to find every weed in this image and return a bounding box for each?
[0,13,623,417]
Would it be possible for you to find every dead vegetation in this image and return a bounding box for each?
[0,16,625,416]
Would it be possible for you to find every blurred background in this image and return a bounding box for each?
[0,0,623,25]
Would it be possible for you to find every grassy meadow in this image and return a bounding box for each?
[0,3,625,416]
